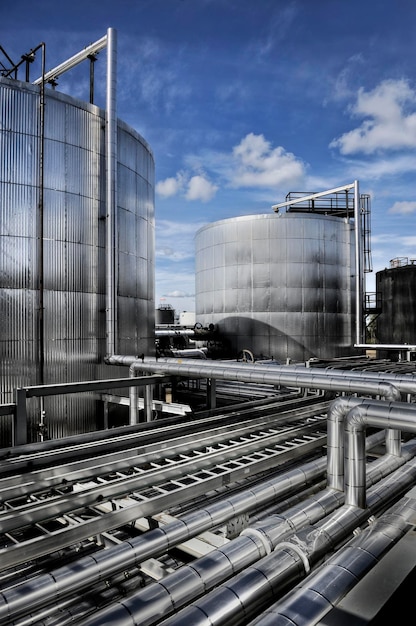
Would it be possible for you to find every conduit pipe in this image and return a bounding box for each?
[84,440,416,626]
[327,396,416,506]
[247,487,416,626]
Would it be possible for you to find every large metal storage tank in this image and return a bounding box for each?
[0,76,155,443]
[195,212,355,362]
[375,259,416,358]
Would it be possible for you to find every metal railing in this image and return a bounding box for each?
[10,374,170,446]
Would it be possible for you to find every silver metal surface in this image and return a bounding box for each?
[160,457,416,626]
[248,487,416,626]
[107,355,401,401]
[76,433,408,626]
[327,396,416,506]
[32,34,108,85]
[106,27,118,357]
[195,212,355,362]
[0,75,155,443]
[0,424,326,623]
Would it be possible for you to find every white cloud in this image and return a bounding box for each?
[156,173,185,198]
[230,133,305,188]
[157,172,218,203]
[155,219,207,261]
[163,290,194,298]
[389,201,416,214]
[402,236,416,246]
[185,175,218,202]
[330,79,416,155]
[345,154,416,180]
[156,133,306,202]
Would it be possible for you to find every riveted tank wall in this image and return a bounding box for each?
[195,212,355,362]
[0,77,155,444]
[375,263,416,358]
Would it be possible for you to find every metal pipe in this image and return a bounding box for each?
[344,399,416,507]
[105,356,402,401]
[0,454,328,623]
[156,329,196,337]
[37,43,46,388]
[327,395,416,506]
[271,182,355,211]
[108,354,416,395]
[354,179,363,345]
[355,342,416,350]
[247,486,416,626]
[105,28,118,356]
[170,348,207,359]
[82,442,416,626]
[129,363,139,424]
[32,35,107,85]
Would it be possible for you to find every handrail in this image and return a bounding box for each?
[13,374,170,446]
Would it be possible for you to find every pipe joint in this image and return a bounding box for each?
[240,528,273,555]
[274,540,310,574]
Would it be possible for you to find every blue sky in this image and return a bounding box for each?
[2,0,416,313]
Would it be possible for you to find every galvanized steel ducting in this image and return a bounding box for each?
[0,75,155,443]
[195,212,357,363]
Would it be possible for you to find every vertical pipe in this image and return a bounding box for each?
[106,28,117,357]
[129,365,138,425]
[354,179,363,345]
[37,44,46,387]
[88,54,95,104]
[144,380,153,422]
[207,378,217,409]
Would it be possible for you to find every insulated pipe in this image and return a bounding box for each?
[247,487,416,626]
[0,434,386,626]
[327,396,416,504]
[105,27,117,357]
[129,363,139,424]
[144,356,416,396]
[105,356,401,401]
[156,329,196,337]
[85,445,416,626]
[0,454,328,624]
[61,433,401,626]
[344,399,416,507]
[107,356,402,450]
[170,348,207,359]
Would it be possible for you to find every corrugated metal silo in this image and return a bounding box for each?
[195,212,355,362]
[0,76,155,443]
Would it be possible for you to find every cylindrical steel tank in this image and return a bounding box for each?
[195,212,355,362]
[375,260,416,358]
[0,76,155,443]
[156,306,175,325]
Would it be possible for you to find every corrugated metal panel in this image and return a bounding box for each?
[195,212,355,362]
[0,77,155,445]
